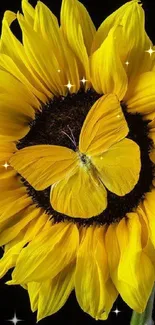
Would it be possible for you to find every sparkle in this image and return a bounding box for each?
[2,161,9,169]
[80,77,88,84]
[57,69,61,72]
[145,46,155,56]
[112,307,121,316]
[117,114,121,118]
[7,312,23,325]
[65,80,74,91]
[125,61,129,66]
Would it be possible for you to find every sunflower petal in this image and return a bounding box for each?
[117,214,155,311]
[28,282,40,312]
[90,26,128,100]
[17,12,65,96]
[0,70,37,141]
[22,0,35,26]
[0,142,17,179]
[142,188,155,247]
[33,1,80,93]
[105,220,155,312]
[91,0,139,52]
[37,262,75,321]
[79,94,128,156]
[91,139,141,196]
[0,142,17,161]
[61,0,94,80]
[0,213,48,278]
[75,226,118,320]
[10,145,78,190]
[0,11,49,102]
[124,72,155,115]
[11,223,79,283]
[0,193,32,228]
[50,164,107,218]
[92,1,153,82]
[0,205,43,246]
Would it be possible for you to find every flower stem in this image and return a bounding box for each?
[130,285,155,325]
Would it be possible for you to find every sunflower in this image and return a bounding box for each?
[0,0,155,322]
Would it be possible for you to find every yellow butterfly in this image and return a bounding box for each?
[10,94,141,218]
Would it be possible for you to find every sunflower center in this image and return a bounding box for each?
[17,88,154,225]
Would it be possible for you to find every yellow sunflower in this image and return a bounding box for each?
[0,0,155,322]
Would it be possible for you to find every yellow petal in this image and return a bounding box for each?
[142,188,155,247]
[61,0,94,81]
[91,0,139,52]
[117,214,155,311]
[11,223,79,283]
[91,138,141,196]
[75,226,118,320]
[0,11,49,102]
[33,1,80,93]
[124,72,155,115]
[0,142,17,179]
[17,12,65,96]
[79,94,128,156]
[37,262,75,321]
[90,26,128,100]
[92,1,153,82]
[61,0,95,55]
[10,145,78,190]
[0,142,17,161]
[22,0,35,26]
[0,192,32,227]
[0,70,37,141]
[0,232,27,278]
[0,205,43,246]
[28,282,40,312]
[50,163,107,218]
[0,68,38,110]
[1,213,48,278]
[105,220,155,312]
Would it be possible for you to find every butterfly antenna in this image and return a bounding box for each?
[67,125,77,147]
[61,130,76,148]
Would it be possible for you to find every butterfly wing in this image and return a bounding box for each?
[79,93,129,156]
[50,163,107,218]
[91,138,141,196]
[79,93,141,196]
[10,145,78,190]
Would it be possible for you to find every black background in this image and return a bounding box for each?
[0,0,155,324]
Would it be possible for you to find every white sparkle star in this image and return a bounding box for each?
[65,81,74,91]
[145,46,155,56]
[125,61,129,66]
[2,161,9,169]
[7,312,23,325]
[112,307,121,315]
[57,69,61,73]
[80,77,88,84]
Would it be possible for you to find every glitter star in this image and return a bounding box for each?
[7,312,23,325]
[112,307,121,315]
[125,61,129,66]
[2,161,9,169]
[80,77,88,84]
[65,81,74,91]
[57,69,61,73]
[145,46,155,56]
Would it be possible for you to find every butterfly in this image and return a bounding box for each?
[10,93,141,219]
